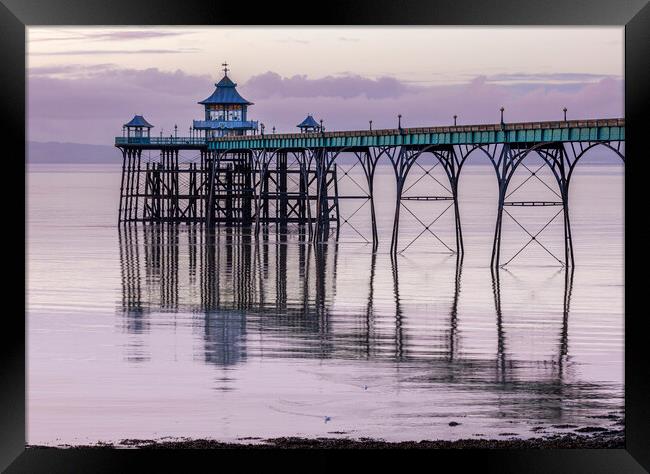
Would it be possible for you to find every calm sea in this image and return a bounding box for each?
[26,161,624,445]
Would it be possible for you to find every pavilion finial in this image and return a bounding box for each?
[222,62,229,76]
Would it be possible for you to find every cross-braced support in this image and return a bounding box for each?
[389,146,466,259]
[252,149,271,236]
[118,147,143,223]
[311,148,340,243]
[205,150,221,228]
[329,147,381,247]
[293,150,316,237]
[351,147,382,250]
[488,140,624,268]
[489,144,568,268]
[248,148,333,239]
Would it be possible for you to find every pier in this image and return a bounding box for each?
[115,66,625,268]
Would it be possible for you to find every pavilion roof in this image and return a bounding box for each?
[198,74,253,106]
[124,115,153,128]
[297,115,319,128]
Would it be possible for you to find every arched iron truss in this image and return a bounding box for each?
[116,119,624,268]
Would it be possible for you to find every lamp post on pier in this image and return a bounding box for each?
[369,120,373,131]
[563,107,568,122]
[453,115,457,126]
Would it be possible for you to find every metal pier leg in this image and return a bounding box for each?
[389,148,420,256]
[452,180,464,262]
[302,152,314,240]
[206,151,217,228]
[320,169,331,242]
[298,157,307,227]
[126,149,135,222]
[278,151,288,234]
[562,188,575,267]
[134,150,142,222]
[161,150,167,221]
[390,181,404,255]
[225,161,233,226]
[173,149,179,222]
[332,164,341,240]
[243,152,253,227]
[262,164,270,228]
[168,149,174,222]
[200,150,206,220]
[490,145,509,269]
[491,187,505,268]
[357,149,379,251]
[123,149,130,222]
[118,149,128,224]
[369,173,378,250]
[312,150,326,244]
[253,151,265,237]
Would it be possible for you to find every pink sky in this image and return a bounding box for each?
[27,27,623,145]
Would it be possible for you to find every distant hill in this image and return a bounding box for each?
[27,141,121,164]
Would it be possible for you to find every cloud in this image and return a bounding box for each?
[28,63,116,76]
[30,48,200,56]
[27,67,213,144]
[30,30,191,43]
[27,68,623,145]
[89,30,191,41]
[241,72,412,100]
[485,72,618,83]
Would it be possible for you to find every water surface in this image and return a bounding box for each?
[27,162,624,445]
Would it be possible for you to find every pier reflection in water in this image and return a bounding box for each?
[116,224,622,440]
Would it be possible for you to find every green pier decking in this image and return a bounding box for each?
[207,118,624,151]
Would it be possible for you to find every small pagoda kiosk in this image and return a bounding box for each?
[123,115,153,140]
[297,114,320,133]
[193,63,258,138]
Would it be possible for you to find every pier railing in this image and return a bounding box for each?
[115,137,206,146]
[208,118,625,149]
[192,120,258,130]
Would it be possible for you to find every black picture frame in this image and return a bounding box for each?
[2,0,648,471]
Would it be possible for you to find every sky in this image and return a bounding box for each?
[27,27,624,145]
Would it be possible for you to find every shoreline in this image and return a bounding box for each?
[28,428,624,450]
